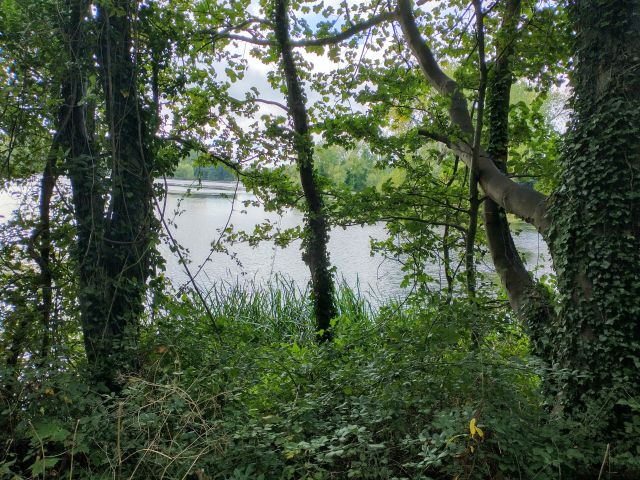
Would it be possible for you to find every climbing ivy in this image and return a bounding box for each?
[544,0,640,437]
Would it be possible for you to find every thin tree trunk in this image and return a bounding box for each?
[29,135,66,360]
[466,0,487,347]
[35,146,56,358]
[482,0,539,315]
[466,180,479,298]
[273,0,336,341]
[442,223,454,302]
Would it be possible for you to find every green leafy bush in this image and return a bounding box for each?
[2,282,638,478]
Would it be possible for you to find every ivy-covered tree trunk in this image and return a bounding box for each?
[482,0,536,314]
[94,0,154,377]
[273,0,337,341]
[58,0,109,372]
[57,0,153,388]
[541,0,640,423]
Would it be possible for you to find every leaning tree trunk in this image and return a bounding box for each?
[541,0,640,426]
[483,0,534,313]
[397,0,550,235]
[273,0,337,341]
[482,0,555,365]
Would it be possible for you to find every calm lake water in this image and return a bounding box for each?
[1,179,553,302]
[157,180,552,300]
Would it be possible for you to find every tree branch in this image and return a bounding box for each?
[160,135,245,175]
[397,0,550,236]
[482,0,540,314]
[416,128,452,146]
[232,96,289,113]
[203,10,397,48]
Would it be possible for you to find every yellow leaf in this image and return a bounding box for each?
[476,426,484,439]
[469,417,477,437]
[44,387,55,396]
[285,451,296,459]
[470,445,474,453]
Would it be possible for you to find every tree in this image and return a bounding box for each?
[542,0,640,421]
[35,0,156,388]
[396,0,640,434]
[272,0,336,341]
[189,1,395,340]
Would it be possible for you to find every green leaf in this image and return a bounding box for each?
[31,420,71,442]
[30,457,59,476]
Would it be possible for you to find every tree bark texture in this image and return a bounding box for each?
[482,0,540,315]
[57,0,109,373]
[541,0,640,425]
[273,0,337,341]
[55,0,154,388]
[96,0,153,371]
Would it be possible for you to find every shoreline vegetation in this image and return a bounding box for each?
[171,144,402,192]
[2,279,626,479]
[3,278,636,479]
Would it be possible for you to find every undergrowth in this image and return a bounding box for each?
[1,280,638,479]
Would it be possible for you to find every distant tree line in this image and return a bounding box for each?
[172,153,237,181]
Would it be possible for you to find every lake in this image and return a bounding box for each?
[158,180,552,301]
[0,179,553,302]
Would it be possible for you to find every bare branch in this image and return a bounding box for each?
[232,97,289,113]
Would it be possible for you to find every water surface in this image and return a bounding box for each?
[159,180,552,301]
[0,179,552,302]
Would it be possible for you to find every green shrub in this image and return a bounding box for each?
[2,282,638,478]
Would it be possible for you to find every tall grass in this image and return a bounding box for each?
[192,275,376,344]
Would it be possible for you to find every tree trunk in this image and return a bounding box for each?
[482,0,540,315]
[32,139,59,359]
[273,0,337,341]
[56,0,153,388]
[541,0,640,424]
[58,0,110,373]
[95,0,153,375]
